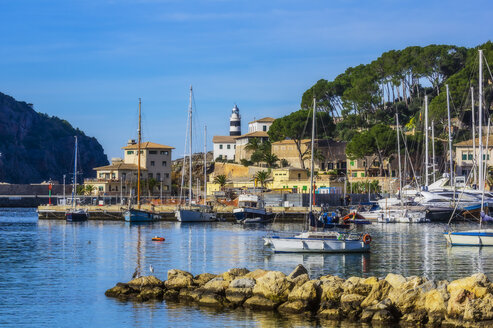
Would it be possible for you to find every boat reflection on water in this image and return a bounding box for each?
[265,252,371,277]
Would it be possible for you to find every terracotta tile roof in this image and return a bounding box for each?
[248,117,276,124]
[212,136,237,143]
[93,163,147,171]
[122,141,175,150]
[234,131,269,139]
[455,136,493,147]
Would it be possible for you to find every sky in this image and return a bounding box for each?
[0,0,492,160]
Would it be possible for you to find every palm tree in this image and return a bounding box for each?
[263,153,279,168]
[245,138,262,153]
[213,174,228,190]
[84,184,95,195]
[255,170,271,189]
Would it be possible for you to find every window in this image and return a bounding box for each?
[157,173,161,181]
[219,145,223,149]
[328,163,334,170]
[162,161,167,166]
[484,154,490,160]
[263,125,267,131]
[462,152,467,160]
[468,153,473,160]
[227,144,230,149]
[352,173,357,177]
[298,173,301,179]
[148,173,153,179]
[165,173,169,178]
[150,161,155,166]
[350,161,354,166]
[361,173,365,177]
[111,173,116,179]
[99,173,104,178]
[98,186,103,191]
[234,145,236,149]
[127,150,134,155]
[160,151,168,155]
[122,173,126,180]
[149,150,157,154]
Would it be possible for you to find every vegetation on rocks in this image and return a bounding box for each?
[106,265,493,327]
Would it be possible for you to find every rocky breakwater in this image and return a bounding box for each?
[105,265,493,327]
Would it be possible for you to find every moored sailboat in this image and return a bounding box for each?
[124,98,156,222]
[175,86,216,222]
[66,136,89,222]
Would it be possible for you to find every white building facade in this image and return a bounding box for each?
[248,117,275,133]
[212,136,236,161]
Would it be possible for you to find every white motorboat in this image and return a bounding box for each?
[267,231,371,253]
[233,194,274,223]
[444,229,493,246]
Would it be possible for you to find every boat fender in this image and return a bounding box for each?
[362,234,372,245]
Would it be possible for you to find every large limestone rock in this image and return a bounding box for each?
[448,273,491,298]
[253,271,294,303]
[225,287,253,305]
[463,293,493,321]
[424,289,447,314]
[340,293,366,314]
[244,269,269,280]
[193,273,216,287]
[165,270,195,290]
[318,308,342,320]
[342,276,372,296]
[289,273,309,287]
[385,273,407,289]
[136,287,164,301]
[230,278,256,289]
[202,277,230,294]
[222,268,250,282]
[278,280,321,314]
[320,275,345,305]
[361,280,393,308]
[128,275,163,289]
[198,292,229,308]
[447,288,473,319]
[287,264,308,280]
[243,295,279,310]
[105,283,138,299]
[277,300,307,314]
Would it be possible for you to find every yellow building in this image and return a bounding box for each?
[271,139,347,171]
[455,135,493,177]
[234,131,269,162]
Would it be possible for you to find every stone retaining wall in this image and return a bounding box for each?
[105,265,493,327]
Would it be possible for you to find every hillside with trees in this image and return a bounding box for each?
[269,42,493,177]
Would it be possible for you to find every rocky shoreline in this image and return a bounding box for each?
[105,265,493,327]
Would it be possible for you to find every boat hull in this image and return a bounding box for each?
[269,236,370,253]
[233,207,274,223]
[444,229,493,246]
[176,209,215,222]
[66,211,88,222]
[124,209,156,222]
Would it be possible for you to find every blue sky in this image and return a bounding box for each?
[1,0,492,160]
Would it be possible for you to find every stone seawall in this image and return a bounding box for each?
[105,265,493,327]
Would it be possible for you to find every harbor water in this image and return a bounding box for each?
[1,208,493,327]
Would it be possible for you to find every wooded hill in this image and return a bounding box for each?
[268,42,493,176]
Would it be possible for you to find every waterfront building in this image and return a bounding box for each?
[212,136,236,161]
[248,117,275,133]
[271,139,346,171]
[455,136,493,177]
[234,131,270,162]
[85,140,174,195]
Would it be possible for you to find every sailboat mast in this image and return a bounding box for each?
[189,86,193,206]
[425,95,429,188]
[204,125,207,205]
[432,120,436,183]
[72,136,78,208]
[309,96,316,213]
[446,84,454,186]
[137,98,141,209]
[472,87,477,186]
[396,113,402,203]
[479,50,483,194]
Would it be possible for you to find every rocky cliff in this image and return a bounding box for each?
[0,92,109,183]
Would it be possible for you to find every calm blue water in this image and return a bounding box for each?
[1,208,493,327]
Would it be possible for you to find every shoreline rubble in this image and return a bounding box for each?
[105,265,493,327]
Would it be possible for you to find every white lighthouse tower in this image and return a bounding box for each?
[229,104,241,136]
